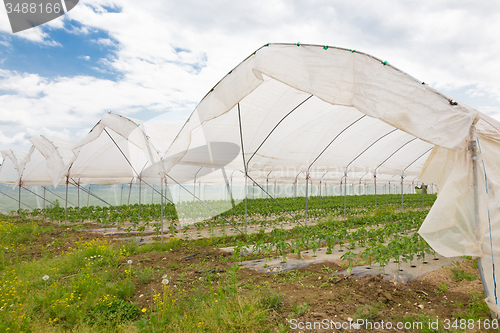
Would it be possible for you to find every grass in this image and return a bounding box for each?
[0,216,282,332]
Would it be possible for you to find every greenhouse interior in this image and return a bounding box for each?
[1,43,500,317]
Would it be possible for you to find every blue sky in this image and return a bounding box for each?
[1,24,118,80]
[0,0,500,152]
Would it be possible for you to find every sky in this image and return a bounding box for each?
[0,0,500,153]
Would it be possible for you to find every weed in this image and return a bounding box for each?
[85,297,140,327]
[434,282,448,294]
[260,292,284,311]
[355,303,382,320]
[273,270,312,283]
[450,268,478,282]
[458,292,491,320]
[291,302,310,316]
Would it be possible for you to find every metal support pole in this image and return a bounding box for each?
[319,180,322,204]
[161,177,164,246]
[65,177,69,224]
[77,179,80,212]
[43,186,46,209]
[266,178,269,206]
[18,184,21,217]
[237,102,248,234]
[127,183,132,206]
[266,171,272,207]
[138,177,141,222]
[422,182,424,208]
[305,173,309,225]
[401,176,404,210]
[244,173,248,234]
[470,126,492,316]
[87,184,91,207]
[343,175,347,220]
[121,184,124,206]
[193,169,200,219]
[374,175,377,207]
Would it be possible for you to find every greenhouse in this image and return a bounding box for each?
[1,43,499,317]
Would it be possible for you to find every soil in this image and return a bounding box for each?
[126,247,489,332]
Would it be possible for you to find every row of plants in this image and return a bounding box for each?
[21,193,436,232]
[223,208,428,266]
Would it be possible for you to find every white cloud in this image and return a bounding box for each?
[0,130,26,146]
[11,27,61,46]
[79,55,91,60]
[1,0,500,153]
[25,127,72,141]
[92,38,115,46]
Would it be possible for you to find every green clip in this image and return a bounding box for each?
[323,45,328,50]
[137,124,140,127]
[264,43,269,47]
[381,61,388,65]
[210,88,214,92]
[228,70,232,75]
[296,42,300,47]
[253,51,256,55]
[350,49,356,53]
[449,100,458,106]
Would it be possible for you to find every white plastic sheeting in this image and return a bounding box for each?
[157,43,498,315]
[419,114,500,316]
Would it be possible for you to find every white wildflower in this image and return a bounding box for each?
[42,275,49,281]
